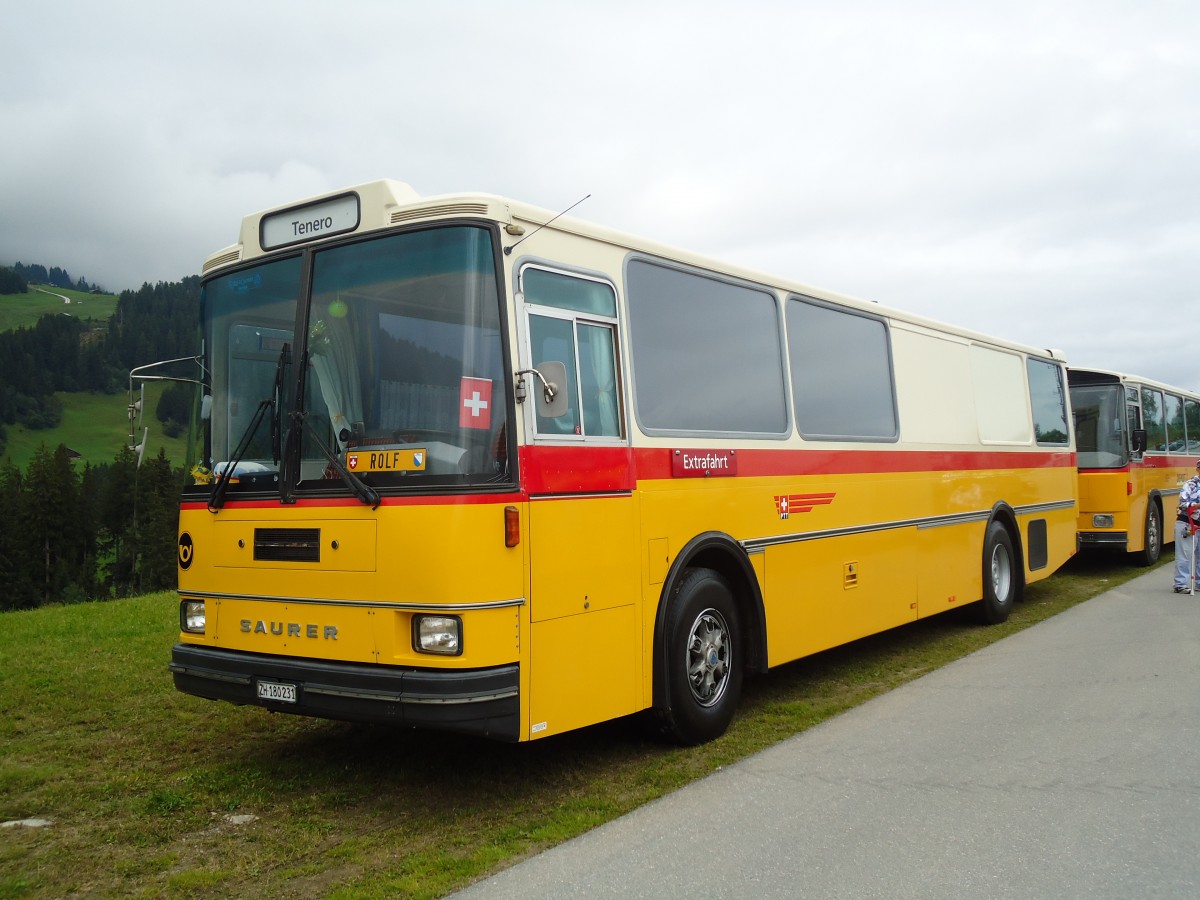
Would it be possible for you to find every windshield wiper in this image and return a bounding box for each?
[208,344,289,512]
[293,411,380,508]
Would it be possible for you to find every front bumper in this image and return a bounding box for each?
[1077,531,1128,551]
[169,644,520,741]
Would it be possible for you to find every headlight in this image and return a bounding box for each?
[413,615,462,656]
[181,600,206,634]
[1092,514,1115,528]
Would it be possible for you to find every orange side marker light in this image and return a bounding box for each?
[504,505,520,548]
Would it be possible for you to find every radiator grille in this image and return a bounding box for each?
[254,528,321,563]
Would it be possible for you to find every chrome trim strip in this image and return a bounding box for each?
[1015,499,1078,515]
[303,685,519,705]
[529,490,634,501]
[743,516,943,551]
[741,498,1076,551]
[174,591,525,612]
[917,511,992,530]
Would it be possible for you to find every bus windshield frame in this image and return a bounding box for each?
[1071,382,1129,469]
[184,222,515,502]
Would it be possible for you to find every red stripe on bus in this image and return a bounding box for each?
[180,492,526,512]
[631,447,1075,480]
[520,445,1074,494]
[182,446,1075,508]
[1081,455,1197,474]
[1135,455,1197,469]
[519,445,636,494]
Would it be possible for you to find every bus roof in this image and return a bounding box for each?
[1068,366,1200,400]
[203,179,1067,364]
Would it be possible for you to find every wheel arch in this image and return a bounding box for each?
[651,531,768,709]
[988,501,1026,595]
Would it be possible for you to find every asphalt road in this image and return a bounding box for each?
[453,565,1200,898]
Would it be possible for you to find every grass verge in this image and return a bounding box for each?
[0,554,1163,898]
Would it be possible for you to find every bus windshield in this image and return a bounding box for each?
[1071,383,1128,468]
[190,225,512,498]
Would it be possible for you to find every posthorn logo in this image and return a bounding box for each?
[178,533,194,569]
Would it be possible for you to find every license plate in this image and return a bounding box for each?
[256,680,297,703]
[345,448,427,473]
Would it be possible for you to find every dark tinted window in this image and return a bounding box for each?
[1165,393,1185,452]
[1186,399,1200,453]
[626,259,787,434]
[787,298,897,440]
[1027,359,1070,445]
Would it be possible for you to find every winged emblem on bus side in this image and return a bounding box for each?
[775,493,835,520]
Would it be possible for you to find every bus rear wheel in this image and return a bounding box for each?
[978,522,1019,624]
[651,567,743,745]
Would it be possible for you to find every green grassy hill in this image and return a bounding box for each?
[0,285,189,469]
[0,285,118,331]
[1,382,189,470]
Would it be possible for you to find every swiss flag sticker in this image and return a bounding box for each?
[459,377,493,430]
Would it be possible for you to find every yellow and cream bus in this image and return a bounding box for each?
[165,179,1077,744]
[1068,367,1200,564]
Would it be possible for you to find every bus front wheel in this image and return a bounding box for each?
[1136,502,1162,567]
[652,567,743,745]
[978,522,1019,624]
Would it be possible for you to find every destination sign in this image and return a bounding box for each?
[261,192,360,250]
[671,449,738,478]
[345,448,427,474]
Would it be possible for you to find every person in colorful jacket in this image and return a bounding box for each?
[1173,460,1200,592]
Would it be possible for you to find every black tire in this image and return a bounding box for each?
[978,522,1020,624]
[1135,502,1162,566]
[651,567,743,745]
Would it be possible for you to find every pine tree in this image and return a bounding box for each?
[76,462,102,602]
[0,266,26,294]
[0,459,34,611]
[100,447,138,595]
[21,444,83,605]
[131,449,182,593]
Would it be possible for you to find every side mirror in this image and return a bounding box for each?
[516,362,569,418]
[1132,429,1147,455]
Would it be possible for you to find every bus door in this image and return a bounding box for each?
[518,265,640,738]
[1124,384,1152,547]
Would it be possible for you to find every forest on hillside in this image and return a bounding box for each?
[0,444,180,609]
[0,264,200,609]
[0,268,200,447]
[5,260,103,293]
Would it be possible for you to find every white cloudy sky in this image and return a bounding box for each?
[4,1,1198,388]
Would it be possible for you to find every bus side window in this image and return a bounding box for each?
[1026,358,1070,446]
[529,314,581,435]
[1165,393,1185,452]
[1126,386,1143,457]
[1141,387,1166,453]
[1186,398,1200,454]
[577,323,619,436]
[522,266,622,440]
